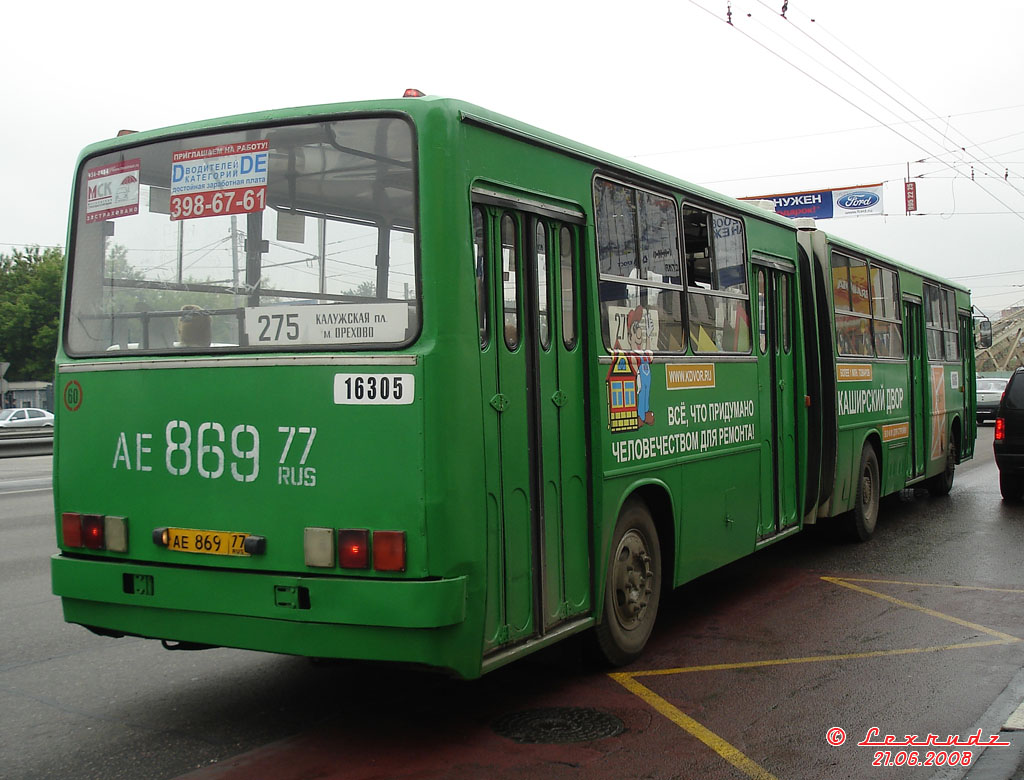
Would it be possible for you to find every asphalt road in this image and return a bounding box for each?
[3,431,1024,780]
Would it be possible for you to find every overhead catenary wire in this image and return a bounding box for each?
[684,0,1024,221]
[744,0,971,162]
[633,103,1024,160]
[769,1,1024,207]
[683,0,948,159]
[797,8,1024,190]
[763,0,1024,200]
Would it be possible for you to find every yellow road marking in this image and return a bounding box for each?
[610,672,781,780]
[822,576,1022,642]
[626,638,1013,678]
[829,577,1024,595]
[610,576,1023,780]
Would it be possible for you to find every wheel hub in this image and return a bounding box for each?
[612,530,654,629]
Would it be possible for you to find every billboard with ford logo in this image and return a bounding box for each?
[742,183,884,219]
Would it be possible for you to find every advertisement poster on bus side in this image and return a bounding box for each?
[86,159,141,223]
[931,365,948,460]
[170,141,269,221]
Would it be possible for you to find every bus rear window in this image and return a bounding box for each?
[66,116,418,355]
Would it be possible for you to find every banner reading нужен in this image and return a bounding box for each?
[741,184,884,219]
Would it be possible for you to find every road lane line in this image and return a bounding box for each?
[822,577,1022,642]
[835,577,1024,595]
[627,639,1013,678]
[610,672,780,780]
[614,575,1022,779]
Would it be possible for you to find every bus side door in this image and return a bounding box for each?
[755,261,799,538]
[903,299,927,479]
[530,218,591,630]
[959,311,975,458]
[474,202,590,651]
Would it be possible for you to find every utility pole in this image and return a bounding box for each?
[0,362,9,408]
[231,215,240,305]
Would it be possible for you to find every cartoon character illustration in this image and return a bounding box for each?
[626,305,648,350]
[606,305,655,431]
[627,307,656,426]
[635,357,654,426]
[606,353,640,433]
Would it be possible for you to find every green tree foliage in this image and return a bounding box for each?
[0,246,64,380]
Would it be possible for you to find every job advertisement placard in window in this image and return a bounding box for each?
[85,159,141,223]
[169,141,269,221]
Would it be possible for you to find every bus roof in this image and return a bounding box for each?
[75,93,798,229]
[815,229,969,294]
[76,92,967,294]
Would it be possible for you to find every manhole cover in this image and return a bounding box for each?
[492,707,624,744]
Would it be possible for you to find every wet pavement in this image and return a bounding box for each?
[174,495,1024,780]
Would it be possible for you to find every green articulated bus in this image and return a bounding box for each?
[52,93,977,678]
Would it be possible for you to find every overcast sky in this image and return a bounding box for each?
[4,0,1023,315]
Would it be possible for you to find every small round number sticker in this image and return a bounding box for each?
[64,380,83,412]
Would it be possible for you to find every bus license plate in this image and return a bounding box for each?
[166,528,250,557]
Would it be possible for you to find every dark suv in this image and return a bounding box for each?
[994,366,1024,500]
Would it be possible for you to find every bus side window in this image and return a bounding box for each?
[560,227,577,349]
[943,288,959,360]
[870,264,903,358]
[781,274,791,354]
[501,214,520,350]
[535,220,551,350]
[758,269,767,354]
[472,207,489,348]
[924,283,941,359]
[682,205,750,354]
[832,251,874,358]
[682,207,712,289]
[593,177,685,352]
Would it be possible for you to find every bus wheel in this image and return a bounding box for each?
[594,500,662,666]
[848,445,880,542]
[927,440,957,497]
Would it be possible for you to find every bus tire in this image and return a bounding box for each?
[847,445,880,542]
[593,500,662,666]
[927,440,956,497]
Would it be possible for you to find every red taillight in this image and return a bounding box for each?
[338,529,370,569]
[996,418,1006,441]
[82,514,105,549]
[373,531,407,572]
[62,512,128,552]
[62,513,83,547]
[402,88,425,97]
[332,529,407,571]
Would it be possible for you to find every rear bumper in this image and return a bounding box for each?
[52,555,473,674]
[994,448,1024,475]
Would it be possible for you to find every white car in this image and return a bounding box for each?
[977,377,1009,423]
[0,408,54,428]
